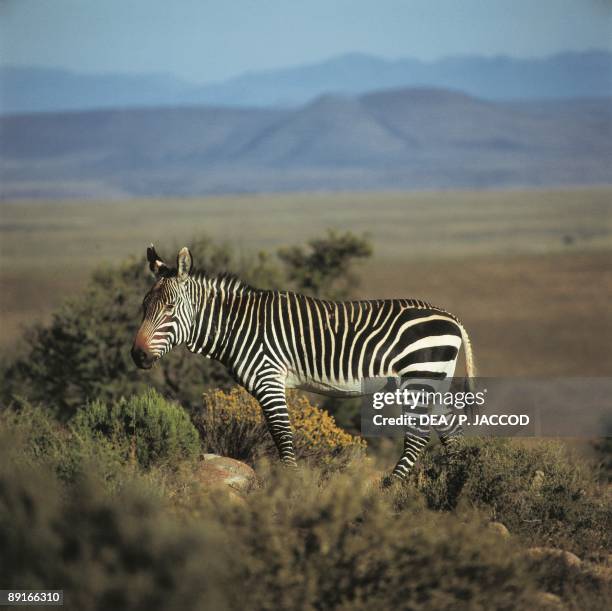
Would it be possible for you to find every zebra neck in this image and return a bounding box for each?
[186,273,254,362]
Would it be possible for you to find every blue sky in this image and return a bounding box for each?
[1,0,610,83]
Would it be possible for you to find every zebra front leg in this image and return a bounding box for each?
[253,382,297,467]
[387,431,431,484]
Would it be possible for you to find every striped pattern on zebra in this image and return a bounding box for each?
[131,245,476,481]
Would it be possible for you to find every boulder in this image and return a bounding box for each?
[487,521,510,539]
[197,454,257,494]
[531,469,545,492]
[532,592,564,609]
[525,547,582,569]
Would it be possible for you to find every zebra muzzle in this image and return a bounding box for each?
[131,344,155,369]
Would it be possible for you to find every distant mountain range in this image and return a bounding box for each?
[2,88,610,199]
[2,50,611,114]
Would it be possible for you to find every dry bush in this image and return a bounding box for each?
[1,407,610,610]
[199,465,540,610]
[0,440,538,611]
[525,552,612,611]
[193,387,366,468]
[0,446,226,611]
[411,437,611,560]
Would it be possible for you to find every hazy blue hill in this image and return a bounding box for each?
[181,53,423,108]
[1,88,610,199]
[0,105,286,160]
[359,88,588,154]
[418,50,612,100]
[233,94,410,166]
[2,50,611,114]
[185,50,612,107]
[360,88,511,148]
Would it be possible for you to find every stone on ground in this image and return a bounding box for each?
[197,454,257,494]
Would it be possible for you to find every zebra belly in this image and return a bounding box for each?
[285,372,365,397]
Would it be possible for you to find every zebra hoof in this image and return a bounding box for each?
[444,448,461,464]
[381,474,403,488]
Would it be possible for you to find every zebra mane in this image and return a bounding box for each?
[191,269,259,293]
[189,269,460,322]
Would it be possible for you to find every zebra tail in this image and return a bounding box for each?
[459,323,476,394]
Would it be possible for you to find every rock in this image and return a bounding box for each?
[220,488,248,507]
[525,547,582,569]
[532,592,564,609]
[197,454,257,493]
[531,469,545,492]
[488,521,510,539]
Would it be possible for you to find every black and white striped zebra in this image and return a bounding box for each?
[131,246,476,481]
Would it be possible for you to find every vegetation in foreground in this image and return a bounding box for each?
[1,393,610,611]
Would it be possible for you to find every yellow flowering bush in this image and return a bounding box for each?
[194,387,366,467]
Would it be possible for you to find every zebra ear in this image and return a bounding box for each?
[177,247,193,282]
[147,244,169,278]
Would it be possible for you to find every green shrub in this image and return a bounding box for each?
[72,390,201,469]
[0,401,67,463]
[0,402,125,485]
[0,452,226,611]
[411,437,611,560]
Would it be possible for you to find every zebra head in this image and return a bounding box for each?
[131,245,195,369]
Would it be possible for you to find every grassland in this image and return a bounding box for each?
[1,187,611,376]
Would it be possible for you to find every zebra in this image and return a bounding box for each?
[131,245,476,482]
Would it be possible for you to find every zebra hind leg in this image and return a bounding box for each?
[384,431,431,486]
[438,422,464,464]
[253,383,297,468]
